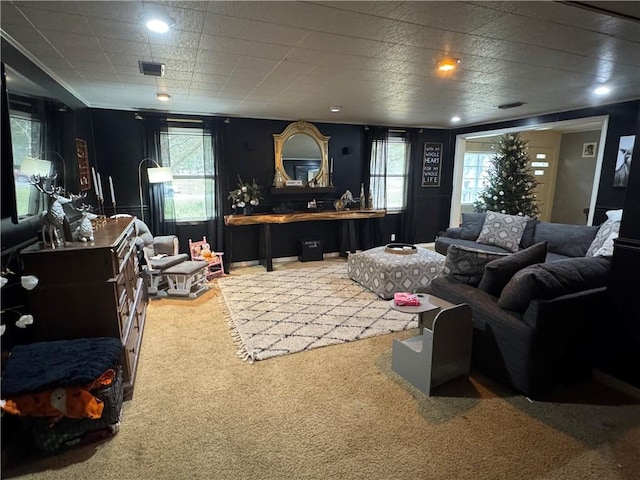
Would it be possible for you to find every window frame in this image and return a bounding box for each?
[160,124,215,223]
[461,151,492,207]
[8,94,44,220]
[370,130,409,212]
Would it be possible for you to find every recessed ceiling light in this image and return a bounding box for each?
[437,58,460,72]
[330,106,342,113]
[156,93,171,102]
[451,116,461,123]
[140,11,175,33]
[594,85,610,96]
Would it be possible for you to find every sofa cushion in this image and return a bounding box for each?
[497,257,611,313]
[519,218,538,249]
[476,211,531,252]
[443,244,509,287]
[533,222,599,257]
[460,212,487,240]
[586,218,620,257]
[435,237,513,256]
[478,241,548,297]
[545,251,572,262]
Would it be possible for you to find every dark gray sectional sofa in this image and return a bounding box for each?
[431,213,611,397]
[435,212,600,261]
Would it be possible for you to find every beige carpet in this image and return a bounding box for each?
[3,259,640,480]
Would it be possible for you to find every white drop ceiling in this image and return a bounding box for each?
[1,1,639,128]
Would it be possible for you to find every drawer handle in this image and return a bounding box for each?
[129,348,135,354]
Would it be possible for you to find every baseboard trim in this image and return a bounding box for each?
[230,252,342,268]
[592,370,640,400]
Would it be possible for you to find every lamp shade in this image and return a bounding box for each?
[147,166,173,183]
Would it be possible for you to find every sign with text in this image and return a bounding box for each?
[422,142,442,187]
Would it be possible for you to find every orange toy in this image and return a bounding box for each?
[1,369,115,419]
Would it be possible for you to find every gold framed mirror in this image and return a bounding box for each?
[273,121,330,187]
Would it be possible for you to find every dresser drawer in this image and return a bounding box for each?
[123,278,146,387]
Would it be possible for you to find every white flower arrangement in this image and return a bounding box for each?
[228,176,263,211]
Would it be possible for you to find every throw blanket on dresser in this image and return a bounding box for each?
[1,337,123,397]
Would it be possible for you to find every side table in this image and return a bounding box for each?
[389,293,454,334]
[391,295,473,396]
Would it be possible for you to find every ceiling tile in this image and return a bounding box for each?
[3,1,638,127]
[86,18,147,43]
[150,44,198,62]
[99,38,152,57]
[13,5,93,35]
[201,13,308,46]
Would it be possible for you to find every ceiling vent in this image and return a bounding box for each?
[138,61,165,77]
[498,101,526,110]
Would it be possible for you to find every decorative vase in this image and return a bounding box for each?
[360,183,365,209]
[243,205,252,215]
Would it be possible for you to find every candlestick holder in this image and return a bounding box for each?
[96,195,107,226]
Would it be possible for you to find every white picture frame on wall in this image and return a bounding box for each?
[614,135,635,188]
[582,142,597,158]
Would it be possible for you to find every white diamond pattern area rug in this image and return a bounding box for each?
[218,263,418,362]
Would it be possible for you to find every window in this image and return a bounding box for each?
[160,126,215,222]
[461,152,492,205]
[370,132,409,211]
[9,98,43,219]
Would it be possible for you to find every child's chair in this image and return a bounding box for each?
[188,236,225,280]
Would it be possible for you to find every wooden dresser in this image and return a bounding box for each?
[20,217,147,398]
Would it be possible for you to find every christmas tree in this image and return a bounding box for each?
[474,133,540,217]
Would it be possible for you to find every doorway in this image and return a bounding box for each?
[450,116,609,227]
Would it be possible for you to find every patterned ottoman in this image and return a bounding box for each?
[347,246,446,299]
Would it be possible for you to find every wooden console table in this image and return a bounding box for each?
[224,209,386,271]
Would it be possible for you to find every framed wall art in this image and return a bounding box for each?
[582,142,597,158]
[422,142,442,187]
[613,135,635,188]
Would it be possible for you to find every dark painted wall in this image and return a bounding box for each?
[413,129,455,240]
[220,118,364,262]
[599,107,640,387]
[90,109,145,213]
[83,113,450,262]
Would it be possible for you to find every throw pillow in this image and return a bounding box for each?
[586,218,621,257]
[533,222,599,257]
[497,257,611,313]
[459,212,487,240]
[606,209,623,222]
[443,244,509,287]
[478,241,548,297]
[476,211,530,252]
[519,218,538,249]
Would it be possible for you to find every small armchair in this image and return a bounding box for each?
[134,219,189,295]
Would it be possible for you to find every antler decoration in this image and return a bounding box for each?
[29,174,69,249]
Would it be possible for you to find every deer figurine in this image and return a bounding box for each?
[73,204,97,242]
[29,174,71,249]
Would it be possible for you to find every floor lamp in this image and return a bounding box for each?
[138,158,173,223]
